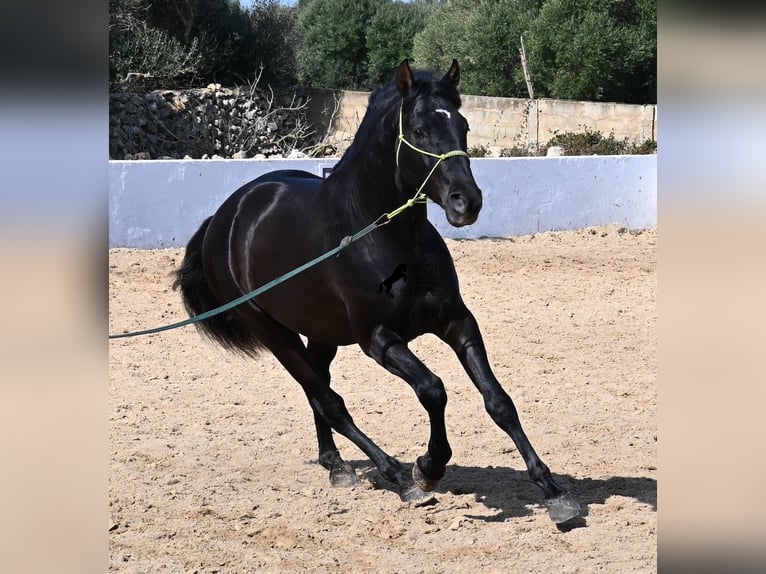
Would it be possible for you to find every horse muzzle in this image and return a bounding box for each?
[445,190,482,227]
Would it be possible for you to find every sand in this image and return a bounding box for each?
[109,224,656,573]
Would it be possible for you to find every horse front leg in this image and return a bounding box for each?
[366,325,452,493]
[439,309,580,524]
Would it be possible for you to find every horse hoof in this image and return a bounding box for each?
[412,462,439,492]
[545,492,581,524]
[399,483,437,507]
[329,463,359,488]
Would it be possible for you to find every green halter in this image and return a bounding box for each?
[388,101,469,220]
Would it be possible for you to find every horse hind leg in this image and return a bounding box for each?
[306,340,358,487]
[302,369,424,502]
[258,325,420,502]
[309,410,358,487]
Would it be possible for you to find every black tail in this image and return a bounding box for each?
[172,216,264,356]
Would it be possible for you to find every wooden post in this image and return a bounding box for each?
[519,36,534,100]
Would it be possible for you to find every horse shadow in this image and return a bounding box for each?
[351,461,656,530]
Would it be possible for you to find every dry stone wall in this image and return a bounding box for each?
[109,85,657,160]
[109,85,320,160]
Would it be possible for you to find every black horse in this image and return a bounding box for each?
[174,60,579,524]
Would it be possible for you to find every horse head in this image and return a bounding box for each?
[394,59,483,227]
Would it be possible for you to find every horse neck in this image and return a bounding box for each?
[333,124,418,226]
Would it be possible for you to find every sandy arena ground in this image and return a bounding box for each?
[109,225,656,573]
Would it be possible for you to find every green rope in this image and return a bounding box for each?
[109,216,386,339]
[109,100,469,340]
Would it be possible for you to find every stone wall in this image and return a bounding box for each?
[306,90,658,155]
[461,95,535,152]
[537,99,656,147]
[109,85,657,160]
[305,90,371,151]
[109,85,320,160]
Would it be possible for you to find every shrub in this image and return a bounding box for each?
[110,19,202,91]
[543,126,656,156]
[468,144,491,158]
[499,145,538,157]
[628,138,657,154]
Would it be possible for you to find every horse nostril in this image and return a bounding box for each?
[449,193,467,214]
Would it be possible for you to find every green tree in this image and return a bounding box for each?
[526,0,656,103]
[294,0,377,89]
[413,0,543,97]
[247,1,298,86]
[366,1,432,86]
[413,0,655,103]
[410,0,466,70]
[110,0,298,89]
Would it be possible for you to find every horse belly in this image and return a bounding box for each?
[255,278,356,345]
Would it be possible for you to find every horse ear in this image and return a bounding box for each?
[396,59,414,97]
[442,59,460,88]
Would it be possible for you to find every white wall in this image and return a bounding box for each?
[430,156,656,239]
[109,156,656,248]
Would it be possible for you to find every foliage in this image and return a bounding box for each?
[628,137,657,154]
[413,0,542,97]
[109,0,203,90]
[109,0,656,105]
[544,126,656,156]
[248,1,298,84]
[294,0,377,90]
[499,145,537,157]
[366,1,432,86]
[414,0,655,103]
[526,0,656,103]
[473,129,657,157]
[109,0,297,90]
[293,0,432,90]
[111,23,203,91]
[468,144,490,158]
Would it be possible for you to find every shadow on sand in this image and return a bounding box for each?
[351,461,656,530]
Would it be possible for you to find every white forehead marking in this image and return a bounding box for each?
[435,108,451,120]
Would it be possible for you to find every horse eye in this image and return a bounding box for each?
[412,128,425,139]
